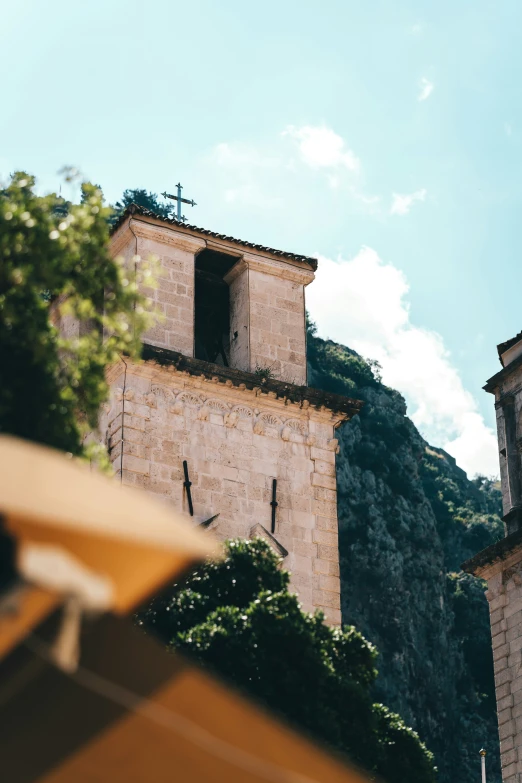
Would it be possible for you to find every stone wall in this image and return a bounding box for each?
[470,356,522,781]
[248,267,307,384]
[101,357,344,624]
[481,555,522,782]
[496,401,510,517]
[228,265,250,371]
[112,217,315,383]
[111,219,205,357]
[490,370,522,533]
[225,254,313,384]
[105,214,344,625]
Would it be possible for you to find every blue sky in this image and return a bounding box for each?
[2,0,521,476]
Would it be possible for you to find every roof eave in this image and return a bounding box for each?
[462,527,522,577]
[484,350,522,394]
[110,204,318,271]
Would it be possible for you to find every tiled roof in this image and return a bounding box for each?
[498,331,522,365]
[111,204,318,270]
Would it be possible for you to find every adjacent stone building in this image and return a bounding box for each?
[93,206,362,624]
[464,331,522,781]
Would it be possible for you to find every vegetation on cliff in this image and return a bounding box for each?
[307,317,502,783]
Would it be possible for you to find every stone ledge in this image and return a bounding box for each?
[484,351,522,393]
[140,344,363,421]
[462,529,522,576]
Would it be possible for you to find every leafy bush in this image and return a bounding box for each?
[110,188,174,225]
[139,538,436,783]
[0,172,152,458]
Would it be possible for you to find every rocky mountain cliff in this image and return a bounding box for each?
[307,321,503,783]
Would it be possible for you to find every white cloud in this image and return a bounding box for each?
[410,23,423,35]
[418,78,434,101]
[209,126,378,209]
[283,125,360,172]
[213,142,280,170]
[355,193,381,206]
[209,142,284,209]
[282,124,381,205]
[390,188,426,215]
[223,184,270,207]
[505,122,513,137]
[306,249,499,477]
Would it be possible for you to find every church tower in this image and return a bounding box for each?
[464,332,522,781]
[99,205,362,624]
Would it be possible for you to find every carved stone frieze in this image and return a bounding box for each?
[205,398,229,413]
[232,405,255,419]
[142,382,325,444]
[503,563,522,587]
[150,384,176,406]
[224,412,239,428]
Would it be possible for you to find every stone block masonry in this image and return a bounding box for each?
[247,266,307,385]
[463,331,522,782]
[103,208,363,630]
[224,253,313,385]
[481,558,522,783]
[102,355,347,625]
[111,218,205,357]
[464,538,522,782]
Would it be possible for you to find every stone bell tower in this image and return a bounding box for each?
[463,331,522,782]
[97,205,362,624]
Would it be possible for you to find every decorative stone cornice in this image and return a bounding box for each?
[113,370,343,450]
[129,218,206,254]
[485,354,522,395]
[225,253,314,287]
[462,526,522,578]
[139,343,363,422]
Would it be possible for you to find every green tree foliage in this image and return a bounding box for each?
[306,315,380,396]
[0,171,153,458]
[447,572,496,710]
[420,449,503,569]
[139,538,436,783]
[111,188,174,225]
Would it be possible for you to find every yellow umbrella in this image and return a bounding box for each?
[0,434,219,612]
[0,612,371,783]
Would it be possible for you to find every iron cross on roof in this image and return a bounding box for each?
[161,183,197,223]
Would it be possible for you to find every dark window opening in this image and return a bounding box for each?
[194,249,238,366]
